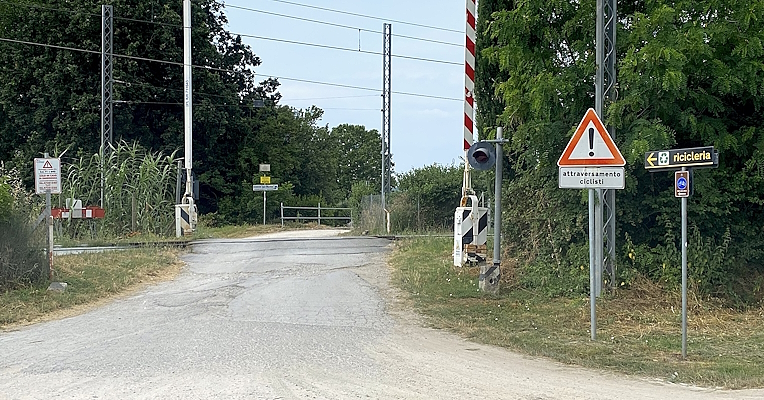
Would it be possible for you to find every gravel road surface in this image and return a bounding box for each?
[1,229,762,399]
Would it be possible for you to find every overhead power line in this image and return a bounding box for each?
[0,36,461,102]
[224,4,461,47]
[233,32,461,66]
[256,0,463,34]
[0,0,180,28]
[4,1,461,47]
[287,94,379,101]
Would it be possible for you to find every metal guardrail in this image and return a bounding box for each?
[280,203,352,226]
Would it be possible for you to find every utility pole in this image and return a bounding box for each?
[597,0,618,291]
[101,4,113,208]
[602,0,618,291]
[175,0,196,236]
[381,23,392,217]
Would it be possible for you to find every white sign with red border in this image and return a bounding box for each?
[34,157,62,194]
[558,108,625,167]
[558,109,626,189]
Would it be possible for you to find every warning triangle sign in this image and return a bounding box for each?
[43,160,53,169]
[557,108,625,166]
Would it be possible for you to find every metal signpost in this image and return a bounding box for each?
[253,184,278,225]
[35,154,61,279]
[465,128,509,293]
[558,109,625,340]
[645,146,718,358]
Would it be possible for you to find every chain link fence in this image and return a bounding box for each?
[356,192,468,234]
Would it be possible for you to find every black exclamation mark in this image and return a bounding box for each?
[588,127,595,157]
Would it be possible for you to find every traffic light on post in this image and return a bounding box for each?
[467,142,496,170]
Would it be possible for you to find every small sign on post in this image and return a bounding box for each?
[34,157,62,194]
[557,108,626,341]
[260,176,271,184]
[645,145,718,359]
[253,184,278,191]
[253,184,278,225]
[675,170,690,198]
[644,147,718,170]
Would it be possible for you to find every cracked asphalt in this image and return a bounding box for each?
[1,229,763,399]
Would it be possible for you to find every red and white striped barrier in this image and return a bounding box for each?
[463,0,477,150]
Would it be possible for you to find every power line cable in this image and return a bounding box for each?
[0,0,180,28]
[114,79,245,101]
[4,1,460,47]
[254,0,463,34]
[224,4,460,47]
[0,36,461,101]
[233,32,461,66]
[0,3,459,65]
[287,94,379,100]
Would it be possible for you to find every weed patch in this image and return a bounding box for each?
[389,236,764,389]
[0,248,182,328]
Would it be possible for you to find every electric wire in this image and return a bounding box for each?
[0,0,180,28]
[1,1,461,63]
[0,36,461,101]
[255,0,463,33]
[2,1,461,46]
[286,94,379,100]
[233,32,461,66]
[224,4,461,47]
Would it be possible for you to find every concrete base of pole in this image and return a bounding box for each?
[479,261,500,294]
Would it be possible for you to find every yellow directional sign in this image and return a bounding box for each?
[260,176,271,184]
[644,146,718,171]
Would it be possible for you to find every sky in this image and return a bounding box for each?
[222,0,469,174]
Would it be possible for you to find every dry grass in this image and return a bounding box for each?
[390,236,764,389]
[0,247,183,330]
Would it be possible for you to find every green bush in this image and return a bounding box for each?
[0,169,47,290]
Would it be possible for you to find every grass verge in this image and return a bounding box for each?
[389,236,764,389]
[0,247,183,329]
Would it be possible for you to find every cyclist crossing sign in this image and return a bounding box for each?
[558,109,625,189]
[558,108,625,167]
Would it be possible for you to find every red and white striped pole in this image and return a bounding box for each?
[462,0,477,200]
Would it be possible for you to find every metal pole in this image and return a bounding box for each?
[183,0,195,231]
[603,0,618,291]
[461,0,476,199]
[101,5,113,209]
[589,189,596,340]
[491,128,503,282]
[263,191,266,225]
[44,152,53,280]
[681,167,688,358]
[381,23,392,213]
[318,203,321,225]
[594,0,605,298]
[281,202,284,227]
[595,189,603,296]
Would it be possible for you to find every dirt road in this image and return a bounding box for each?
[1,229,761,399]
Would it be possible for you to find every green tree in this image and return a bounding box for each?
[481,0,764,300]
[475,0,514,134]
[397,163,489,230]
[329,124,382,200]
[0,0,354,225]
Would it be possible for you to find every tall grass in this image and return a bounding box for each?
[56,141,178,238]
